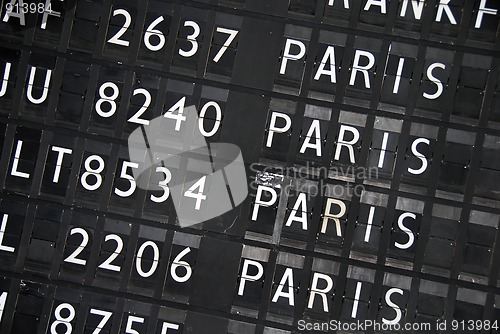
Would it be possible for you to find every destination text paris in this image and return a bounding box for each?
[280,0,497,96]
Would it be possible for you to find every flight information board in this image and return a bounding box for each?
[0,0,499,333]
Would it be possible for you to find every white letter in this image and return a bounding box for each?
[0,62,11,97]
[328,0,349,9]
[407,137,430,175]
[0,214,15,253]
[364,0,387,13]
[334,125,360,164]
[51,146,72,183]
[40,0,61,30]
[475,0,497,29]
[400,0,424,20]
[307,273,333,312]
[286,193,308,230]
[314,46,336,83]
[10,140,30,179]
[423,63,445,100]
[378,132,389,168]
[351,282,363,318]
[238,259,264,296]
[392,58,405,94]
[349,50,376,89]
[383,288,403,325]
[280,39,306,75]
[395,212,416,250]
[0,292,7,322]
[252,186,278,221]
[436,0,457,24]
[364,206,376,242]
[300,120,322,157]
[267,112,292,147]
[2,0,26,26]
[27,67,52,104]
[272,268,295,306]
[321,198,346,236]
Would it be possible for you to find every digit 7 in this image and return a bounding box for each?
[213,27,238,63]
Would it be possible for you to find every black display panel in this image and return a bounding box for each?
[0,0,499,333]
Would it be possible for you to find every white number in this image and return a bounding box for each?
[98,234,123,272]
[128,88,152,125]
[199,101,222,137]
[50,303,76,334]
[144,16,166,51]
[125,315,144,334]
[170,247,192,283]
[135,241,160,278]
[164,96,186,131]
[107,9,131,47]
[213,27,238,62]
[81,155,105,191]
[64,228,89,266]
[179,20,200,58]
[184,176,207,210]
[114,161,139,197]
[150,167,171,203]
[161,322,180,334]
[95,82,119,118]
[164,97,223,136]
[89,309,112,334]
[0,292,7,323]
